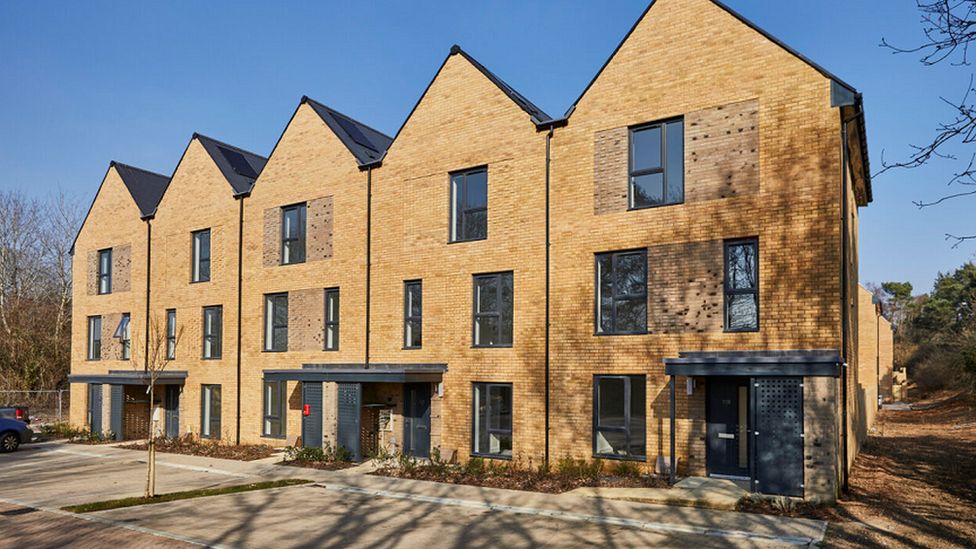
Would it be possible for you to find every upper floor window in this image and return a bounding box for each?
[724,238,759,332]
[264,293,288,352]
[97,249,112,294]
[281,203,307,265]
[629,119,683,209]
[192,229,211,282]
[450,167,487,242]
[324,288,339,351]
[202,306,222,359]
[595,250,647,335]
[473,272,513,347]
[114,313,131,360]
[404,280,422,349]
[87,316,102,360]
[166,309,177,360]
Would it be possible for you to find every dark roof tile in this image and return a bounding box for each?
[303,97,393,166]
[193,133,268,195]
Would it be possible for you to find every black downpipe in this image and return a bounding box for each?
[144,220,152,373]
[365,167,372,369]
[840,106,861,494]
[544,128,552,466]
[235,196,245,444]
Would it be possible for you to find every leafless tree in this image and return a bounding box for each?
[130,314,184,498]
[0,189,80,391]
[880,0,976,247]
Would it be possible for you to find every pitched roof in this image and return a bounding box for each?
[564,0,859,118]
[450,45,553,126]
[193,133,268,196]
[111,161,170,218]
[70,161,170,255]
[302,97,393,166]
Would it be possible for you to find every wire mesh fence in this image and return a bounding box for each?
[0,389,69,424]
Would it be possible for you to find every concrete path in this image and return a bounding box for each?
[0,441,827,548]
[566,476,749,511]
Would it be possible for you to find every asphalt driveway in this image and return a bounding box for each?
[0,442,826,548]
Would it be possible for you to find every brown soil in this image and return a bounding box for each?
[824,391,976,548]
[119,437,276,461]
[279,460,356,471]
[372,464,667,494]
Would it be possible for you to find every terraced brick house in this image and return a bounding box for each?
[69,0,876,500]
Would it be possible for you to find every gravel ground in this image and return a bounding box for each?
[826,391,976,548]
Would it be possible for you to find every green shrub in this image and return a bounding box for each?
[464,457,485,476]
[610,460,642,478]
[555,457,603,479]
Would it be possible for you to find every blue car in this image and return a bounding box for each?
[0,417,33,452]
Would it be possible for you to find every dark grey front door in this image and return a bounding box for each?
[89,384,102,434]
[754,377,804,497]
[164,385,180,439]
[336,383,362,460]
[706,378,749,477]
[403,383,431,458]
[302,382,323,449]
[109,385,123,441]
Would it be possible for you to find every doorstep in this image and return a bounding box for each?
[564,476,748,511]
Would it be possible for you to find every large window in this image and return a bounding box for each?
[166,309,177,360]
[114,313,131,360]
[192,229,211,283]
[450,167,488,242]
[263,380,286,438]
[281,203,307,265]
[724,238,759,332]
[201,384,221,439]
[629,119,683,209]
[595,250,647,335]
[404,280,422,349]
[87,316,102,360]
[593,375,646,460]
[472,383,513,458]
[264,293,288,352]
[97,248,112,294]
[473,272,513,347]
[324,288,339,351]
[202,306,222,359]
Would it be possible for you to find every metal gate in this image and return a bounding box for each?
[164,385,180,438]
[88,384,102,434]
[109,385,123,441]
[337,383,362,460]
[302,382,323,449]
[753,377,804,497]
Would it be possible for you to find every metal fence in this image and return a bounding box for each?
[0,390,69,424]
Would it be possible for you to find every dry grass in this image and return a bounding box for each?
[825,391,976,548]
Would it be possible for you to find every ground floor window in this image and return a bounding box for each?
[472,382,512,458]
[201,384,221,439]
[263,380,286,438]
[593,375,646,460]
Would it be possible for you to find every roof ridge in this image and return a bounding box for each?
[449,44,552,124]
[192,132,268,161]
[110,160,170,179]
[301,96,394,142]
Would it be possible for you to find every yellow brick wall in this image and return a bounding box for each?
[548,0,846,497]
[148,138,244,441]
[239,103,368,444]
[855,285,879,451]
[369,53,548,465]
[69,167,149,428]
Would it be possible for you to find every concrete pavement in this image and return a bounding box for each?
[0,441,827,548]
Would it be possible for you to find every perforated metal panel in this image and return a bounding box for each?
[336,383,361,460]
[302,382,323,449]
[754,377,804,497]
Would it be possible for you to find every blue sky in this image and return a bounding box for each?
[1,0,972,294]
